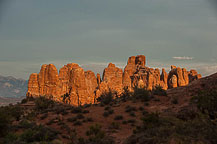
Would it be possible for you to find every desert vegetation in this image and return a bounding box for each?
[0,87,217,143]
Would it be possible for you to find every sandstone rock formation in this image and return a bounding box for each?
[27,55,202,105]
[102,63,123,93]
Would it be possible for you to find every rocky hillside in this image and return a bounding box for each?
[0,75,27,98]
[0,71,217,144]
[26,55,202,106]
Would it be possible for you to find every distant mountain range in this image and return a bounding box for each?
[0,75,27,98]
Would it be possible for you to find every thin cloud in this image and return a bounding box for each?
[172,56,194,60]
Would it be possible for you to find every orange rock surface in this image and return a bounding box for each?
[27,55,202,105]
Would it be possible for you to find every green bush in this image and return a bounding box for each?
[0,105,24,121]
[114,115,123,120]
[122,120,127,124]
[85,124,115,144]
[108,109,114,115]
[133,86,151,102]
[127,119,136,124]
[3,133,19,143]
[71,107,83,114]
[192,90,217,119]
[104,106,111,111]
[125,105,137,113]
[25,111,37,121]
[86,117,93,122]
[21,98,28,104]
[20,124,58,143]
[103,111,109,117]
[120,87,133,102]
[0,110,11,137]
[73,120,82,126]
[76,114,85,119]
[142,110,148,116]
[18,120,36,129]
[35,96,54,111]
[67,117,77,122]
[125,113,217,144]
[139,106,144,111]
[129,112,136,117]
[97,89,117,105]
[171,97,178,104]
[82,110,89,114]
[152,85,167,96]
[109,122,120,130]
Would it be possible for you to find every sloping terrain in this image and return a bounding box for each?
[0,72,217,144]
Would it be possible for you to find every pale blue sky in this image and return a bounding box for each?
[0,0,217,79]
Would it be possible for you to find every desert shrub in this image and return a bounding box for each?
[132,86,151,102]
[61,93,71,104]
[25,111,37,121]
[103,111,109,117]
[144,102,149,106]
[192,90,217,119]
[21,98,28,104]
[55,106,65,114]
[86,117,93,122]
[125,105,137,113]
[122,120,127,124]
[0,105,24,136]
[109,122,120,130]
[85,124,115,144]
[83,104,91,108]
[20,124,58,143]
[142,110,148,115]
[104,106,114,115]
[18,120,36,129]
[152,85,167,96]
[83,110,89,114]
[127,119,136,124]
[55,107,68,115]
[104,106,111,111]
[71,107,83,114]
[141,113,161,128]
[97,89,117,105]
[138,106,144,111]
[57,121,65,126]
[60,123,70,133]
[82,118,87,122]
[73,120,82,126]
[0,110,11,137]
[67,117,77,123]
[176,109,199,121]
[120,87,133,102]
[125,113,217,144]
[35,96,54,111]
[0,105,23,121]
[171,97,178,104]
[129,112,136,117]
[26,96,35,101]
[76,113,85,119]
[114,115,123,120]
[108,109,114,115]
[7,121,58,143]
[2,133,19,143]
